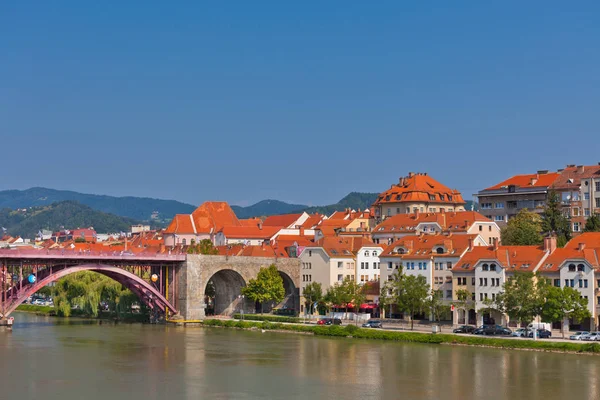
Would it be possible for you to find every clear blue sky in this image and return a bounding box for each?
[2,1,599,207]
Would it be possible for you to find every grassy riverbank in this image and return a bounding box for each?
[198,319,600,354]
[15,305,148,323]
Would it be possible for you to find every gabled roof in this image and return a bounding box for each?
[240,217,262,227]
[373,173,465,206]
[564,233,600,250]
[305,237,375,258]
[164,201,242,235]
[454,245,547,272]
[374,211,491,234]
[262,213,303,228]
[300,214,326,229]
[483,172,560,191]
[539,247,600,272]
[380,234,479,259]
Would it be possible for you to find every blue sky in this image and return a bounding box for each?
[1,1,599,206]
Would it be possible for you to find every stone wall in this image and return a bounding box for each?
[177,254,300,320]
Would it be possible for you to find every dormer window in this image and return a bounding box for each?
[397,248,406,254]
[436,247,444,254]
[577,264,585,272]
[568,264,576,272]
[490,264,497,271]
[482,263,489,271]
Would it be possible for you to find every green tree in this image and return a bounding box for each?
[378,279,395,319]
[541,191,571,247]
[187,239,219,255]
[584,213,600,232]
[501,209,543,245]
[495,272,546,328]
[302,282,323,315]
[541,286,591,338]
[241,264,285,314]
[427,289,450,326]
[452,289,474,325]
[394,274,429,330]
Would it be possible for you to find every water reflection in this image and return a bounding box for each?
[1,313,599,400]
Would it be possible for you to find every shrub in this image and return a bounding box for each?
[232,314,301,323]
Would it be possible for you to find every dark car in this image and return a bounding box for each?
[528,329,551,339]
[362,320,383,328]
[317,318,342,326]
[474,325,512,336]
[453,325,475,334]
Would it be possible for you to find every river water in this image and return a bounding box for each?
[1,313,599,400]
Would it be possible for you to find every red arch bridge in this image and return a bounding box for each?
[0,250,186,319]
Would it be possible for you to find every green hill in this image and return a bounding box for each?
[0,201,144,239]
[231,200,308,219]
[300,192,380,215]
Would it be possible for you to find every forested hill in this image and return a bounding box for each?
[0,201,143,239]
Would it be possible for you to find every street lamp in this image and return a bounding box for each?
[238,295,245,320]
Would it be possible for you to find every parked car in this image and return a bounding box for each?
[473,325,512,336]
[512,328,528,337]
[581,332,600,341]
[452,325,475,334]
[528,329,552,339]
[570,331,590,340]
[527,322,552,331]
[317,318,342,326]
[362,320,383,328]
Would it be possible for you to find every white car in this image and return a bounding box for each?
[570,331,589,340]
[581,332,600,341]
[512,328,528,337]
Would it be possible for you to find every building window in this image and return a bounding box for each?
[360,262,364,270]
[554,279,560,287]
[471,277,475,285]
[482,264,489,271]
[573,208,580,217]
[596,182,600,192]
[494,215,505,222]
[584,193,590,200]
[495,202,504,209]
[308,250,312,257]
[481,203,492,209]
[578,264,585,272]
[573,222,581,232]
[596,198,600,208]
[338,274,343,282]
[479,225,483,231]
[570,279,575,288]
[338,262,343,269]
[388,262,392,270]
[182,239,187,246]
[584,279,588,288]
[490,264,497,271]
[484,278,488,286]
[447,262,452,270]
[480,293,484,301]
[568,264,576,272]
[479,278,483,286]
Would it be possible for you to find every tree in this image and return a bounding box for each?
[394,274,429,330]
[541,286,591,338]
[302,282,323,315]
[541,190,572,247]
[495,272,546,328]
[584,213,600,232]
[452,289,473,325]
[378,280,395,319]
[427,289,450,326]
[241,264,285,314]
[501,209,543,245]
[187,239,219,255]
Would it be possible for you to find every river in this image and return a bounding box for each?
[1,313,599,400]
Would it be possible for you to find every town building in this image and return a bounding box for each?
[356,244,384,284]
[372,172,466,222]
[379,233,487,319]
[372,211,500,246]
[475,171,560,225]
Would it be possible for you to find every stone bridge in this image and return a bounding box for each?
[177,254,300,320]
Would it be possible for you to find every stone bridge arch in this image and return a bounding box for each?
[179,255,300,319]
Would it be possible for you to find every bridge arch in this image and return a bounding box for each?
[1,264,177,318]
[205,269,247,316]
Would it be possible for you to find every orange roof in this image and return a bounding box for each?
[374,173,465,206]
[484,172,560,191]
[454,245,547,272]
[551,165,600,190]
[274,234,315,247]
[564,233,600,250]
[380,234,479,259]
[220,226,281,239]
[306,236,375,258]
[262,213,303,228]
[540,247,600,272]
[300,214,326,229]
[240,217,262,227]
[374,211,491,234]
[164,201,242,235]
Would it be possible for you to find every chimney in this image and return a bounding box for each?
[530,177,538,186]
[578,242,586,251]
[408,172,414,178]
[464,220,469,228]
[415,209,420,218]
[543,236,557,253]
[405,240,413,251]
[258,222,263,230]
[492,237,499,250]
[577,165,585,173]
[299,227,305,236]
[468,238,474,251]
[443,239,453,251]
[261,241,266,249]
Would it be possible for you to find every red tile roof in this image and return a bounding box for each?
[263,213,303,228]
[484,172,560,191]
[220,226,281,239]
[164,201,242,235]
[380,234,479,259]
[374,173,465,206]
[454,245,547,272]
[305,237,376,258]
[374,211,491,234]
[564,233,600,250]
[540,247,600,272]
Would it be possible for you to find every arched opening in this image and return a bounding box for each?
[205,269,247,316]
[266,271,298,316]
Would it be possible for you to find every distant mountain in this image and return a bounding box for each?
[0,187,195,222]
[231,200,307,219]
[0,201,144,239]
[300,192,380,215]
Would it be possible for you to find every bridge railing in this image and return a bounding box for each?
[0,248,186,261]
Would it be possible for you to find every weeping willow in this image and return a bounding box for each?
[51,271,141,318]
